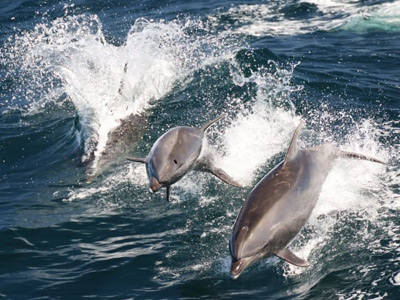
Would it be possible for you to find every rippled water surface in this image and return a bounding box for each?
[1,0,400,299]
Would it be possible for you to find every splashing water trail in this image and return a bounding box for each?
[2,15,241,173]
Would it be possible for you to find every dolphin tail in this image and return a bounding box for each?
[275,248,311,267]
[201,114,225,132]
[338,150,385,165]
[284,120,304,165]
[127,157,147,163]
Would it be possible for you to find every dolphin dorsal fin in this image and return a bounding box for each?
[201,114,225,132]
[126,157,147,163]
[284,120,304,165]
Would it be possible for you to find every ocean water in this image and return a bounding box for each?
[1,0,399,299]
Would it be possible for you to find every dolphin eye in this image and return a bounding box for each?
[173,159,178,164]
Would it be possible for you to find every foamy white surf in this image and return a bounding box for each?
[208,1,400,37]
[341,2,400,32]
[217,62,302,185]
[7,15,238,171]
[219,105,299,185]
[50,16,203,168]
[66,162,148,202]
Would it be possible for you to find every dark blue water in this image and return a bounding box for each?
[1,0,400,299]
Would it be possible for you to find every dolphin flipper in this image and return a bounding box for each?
[196,160,242,188]
[275,248,310,267]
[207,166,243,188]
[338,150,385,165]
[127,157,147,163]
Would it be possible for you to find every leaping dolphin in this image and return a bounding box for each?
[127,115,242,201]
[229,120,384,279]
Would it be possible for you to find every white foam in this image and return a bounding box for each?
[209,1,400,36]
[7,15,238,171]
[390,271,400,286]
[217,63,302,185]
[66,163,147,202]
[51,17,198,168]
[341,2,400,32]
[207,3,344,37]
[219,105,299,185]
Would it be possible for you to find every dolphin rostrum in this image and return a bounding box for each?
[229,120,384,279]
[127,115,242,201]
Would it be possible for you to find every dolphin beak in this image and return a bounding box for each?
[231,257,252,279]
[149,176,162,193]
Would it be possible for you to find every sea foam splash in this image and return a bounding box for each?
[217,62,302,185]
[207,0,400,36]
[2,14,239,171]
[340,2,400,32]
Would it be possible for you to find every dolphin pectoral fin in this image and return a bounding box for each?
[196,154,243,187]
[207,167,243,188]
[338,150,385,165]
[275,248,310,267]
[126,157,147,163]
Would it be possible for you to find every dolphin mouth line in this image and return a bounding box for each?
[149,176,162,193]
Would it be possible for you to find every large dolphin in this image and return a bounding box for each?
[229,120,384,279]
[127,115,242,201]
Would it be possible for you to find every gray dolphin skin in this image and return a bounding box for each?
[127,115,242,201]
[229,120,385,279]
[85,113,147,183]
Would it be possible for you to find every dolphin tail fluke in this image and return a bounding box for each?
[201,114,225,132]
[284,120,304,165]
[126,157,147,163]
[338,151,385,165]
[275,248,311,267]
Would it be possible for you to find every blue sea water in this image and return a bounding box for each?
[1,0,400,299]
